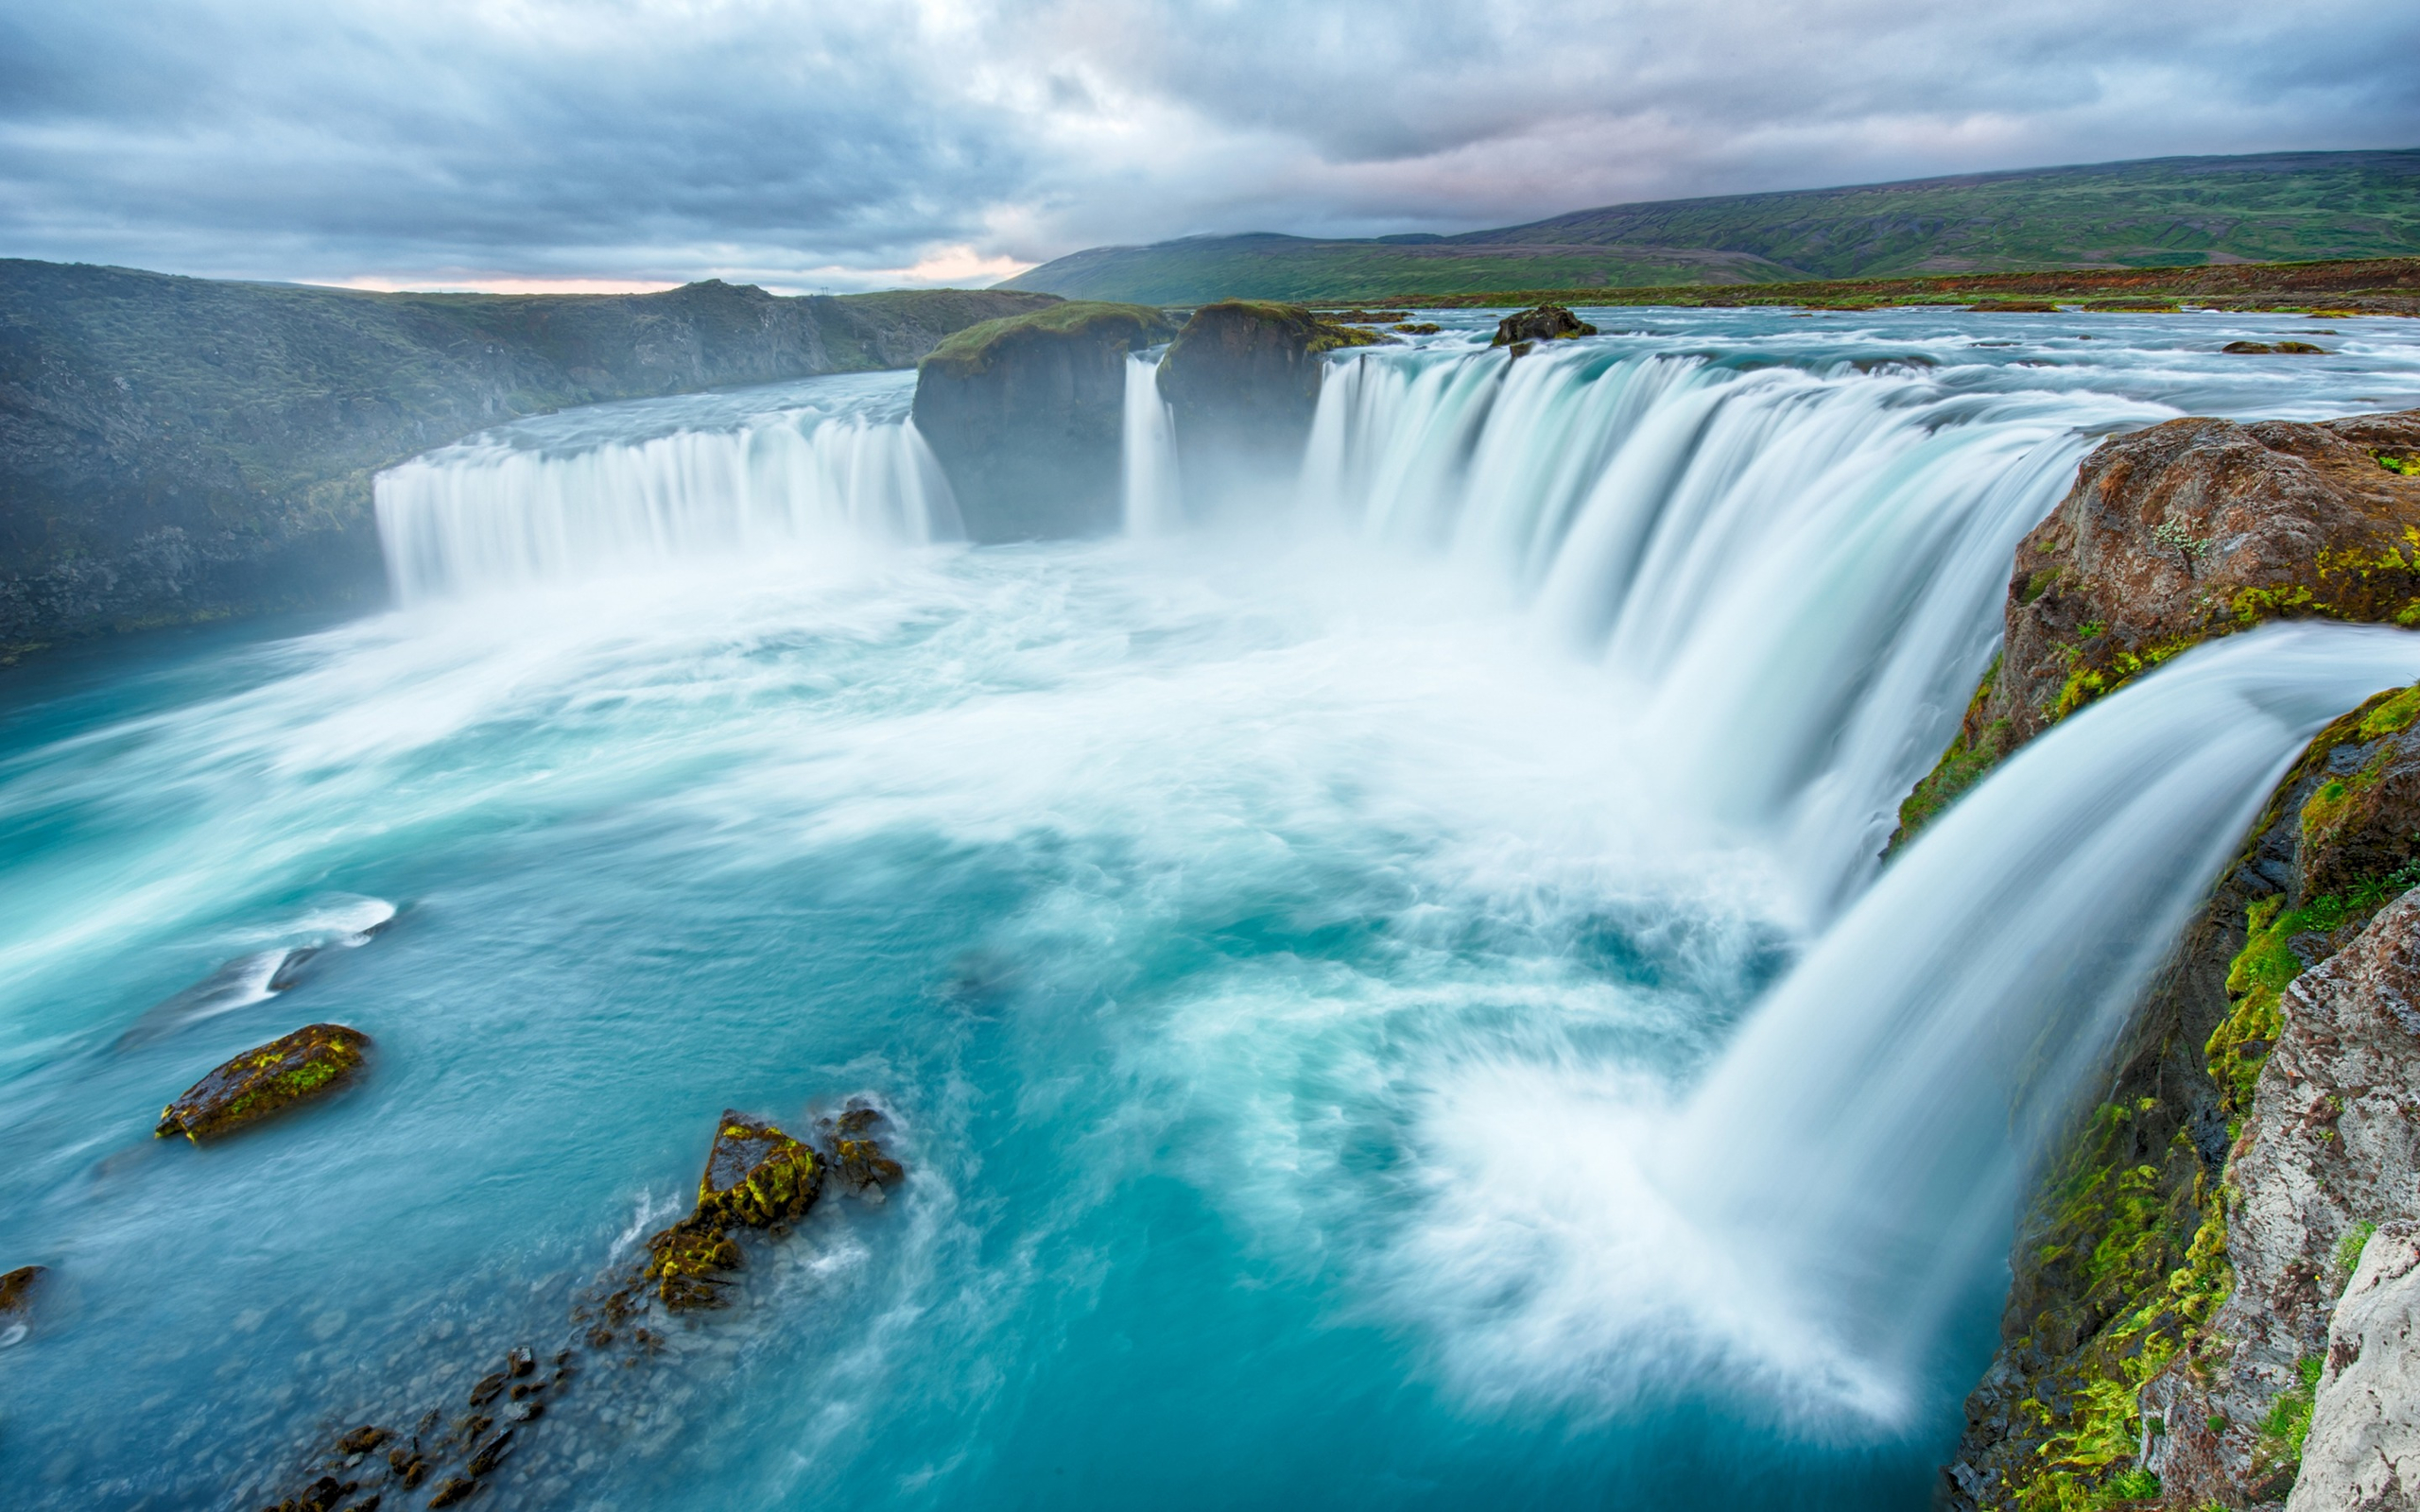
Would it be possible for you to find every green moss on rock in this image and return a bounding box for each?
[154,1022,371,1143]
[640,1109,826,1310]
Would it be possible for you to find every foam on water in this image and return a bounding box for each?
[4,308,2420,1508]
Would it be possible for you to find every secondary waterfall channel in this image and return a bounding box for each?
[7,308,2420,1510]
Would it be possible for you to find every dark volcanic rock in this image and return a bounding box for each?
[1490,304,1598,348]
[0,259,1057,656]
[154,1022,371,1142]
[909,301,1176,541]
[1154,301,1384,510]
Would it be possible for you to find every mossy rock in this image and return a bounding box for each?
[695,1109,822,1228]
[639,1109,827,1310]
[154,1022,371,1143]
[918,300,1175,380]
[1491,305,1598,347]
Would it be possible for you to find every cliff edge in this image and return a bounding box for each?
[1932,410,2420,1510]
[0,259,1056,658]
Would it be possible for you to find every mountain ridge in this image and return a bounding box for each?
[1002,148,2420,304]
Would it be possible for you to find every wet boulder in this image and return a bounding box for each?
[154,1022,371,1142]
[640,1110,825,1310]
[911,301,1179,541]
[1490,304,1598,351]
[1155,301,1386,512]
[826,1105,906,1191]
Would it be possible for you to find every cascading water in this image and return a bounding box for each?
[1675,624,2420,1399]
[1120,352,1182,534]
[7,309,2420,1511]
[375,371,957,601]
[1284,339,2168,909]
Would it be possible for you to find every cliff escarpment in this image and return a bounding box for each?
[909,301,1176,541]
[0,259,1056,656]
[1155,301,1385,511]
[1933,411,2420,1510]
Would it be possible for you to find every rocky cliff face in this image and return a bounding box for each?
[908,301,1175,541]
[1897,410,2420,843]
[2140,882,2420,1507]
[1154,301,1385,512]
[2289,1221,2420,1512]
[0,259,1056,658]
[1932,410,2420,1510]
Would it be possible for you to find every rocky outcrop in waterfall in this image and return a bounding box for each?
[1897,408,2420,843]
[0,258,1056,659]
[908,301,1176,540]
[1937,407,2420,1511]
[1155,301,1385,509]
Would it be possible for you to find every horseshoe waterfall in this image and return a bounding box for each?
[7,306,2420,1512]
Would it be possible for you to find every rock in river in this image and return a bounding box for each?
[154,1022,371,1143]
[642,1109,825,1310]
[1491,304,1598,351]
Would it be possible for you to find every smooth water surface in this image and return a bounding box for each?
[5,305,2420,1510]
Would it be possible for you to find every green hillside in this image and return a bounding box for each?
[1003,149,2420,304]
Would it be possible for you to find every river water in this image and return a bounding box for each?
[5,307,2420,1510]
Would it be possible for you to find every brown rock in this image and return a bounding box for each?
[1490,304,1598,348]
[639,1109,823,1310]
[335,1425,389,1455]
[154,1023,372,1142]
[1896,407,2420,844]
[0,1264,43,1314]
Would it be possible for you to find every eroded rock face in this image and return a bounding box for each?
[1898,407,2420,842]
[1490,303,1598,350]
[1154,301,1385,511]
[154,1022,371,1143]
[2287,1221,2420,1512]
[1948,683,2420,1509]
[910,301,1177,541]
[2141,891,2420,1506]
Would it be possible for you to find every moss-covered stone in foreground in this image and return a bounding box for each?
[154,1022,371,1143]
[640,1109,824,1310]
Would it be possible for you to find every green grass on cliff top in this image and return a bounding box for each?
[921,300,1175,374]
[1002,149,2420,304]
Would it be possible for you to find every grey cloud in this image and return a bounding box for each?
[0,0,2412,288]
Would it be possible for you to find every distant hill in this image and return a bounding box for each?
[1001,149,2420,304]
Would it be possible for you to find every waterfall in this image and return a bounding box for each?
[1292,343,2170,910]
[375,387,957,602]
[1121,352,1182,535]
[1668,622,2420,1391]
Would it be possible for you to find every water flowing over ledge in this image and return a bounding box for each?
[374,373,958,602]
[15,310,2419,1510]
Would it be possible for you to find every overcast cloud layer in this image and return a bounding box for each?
[1,0,2415,292]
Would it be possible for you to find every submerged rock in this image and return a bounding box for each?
[910,301,1178,541]
[1490,304,1598,349]
[1155,301,1384,511]
[2224,339,2329,354]
[155,1022,371,1143]
[0,1263,43,1326]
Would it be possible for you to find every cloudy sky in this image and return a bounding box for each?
[0,0,2413,293]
